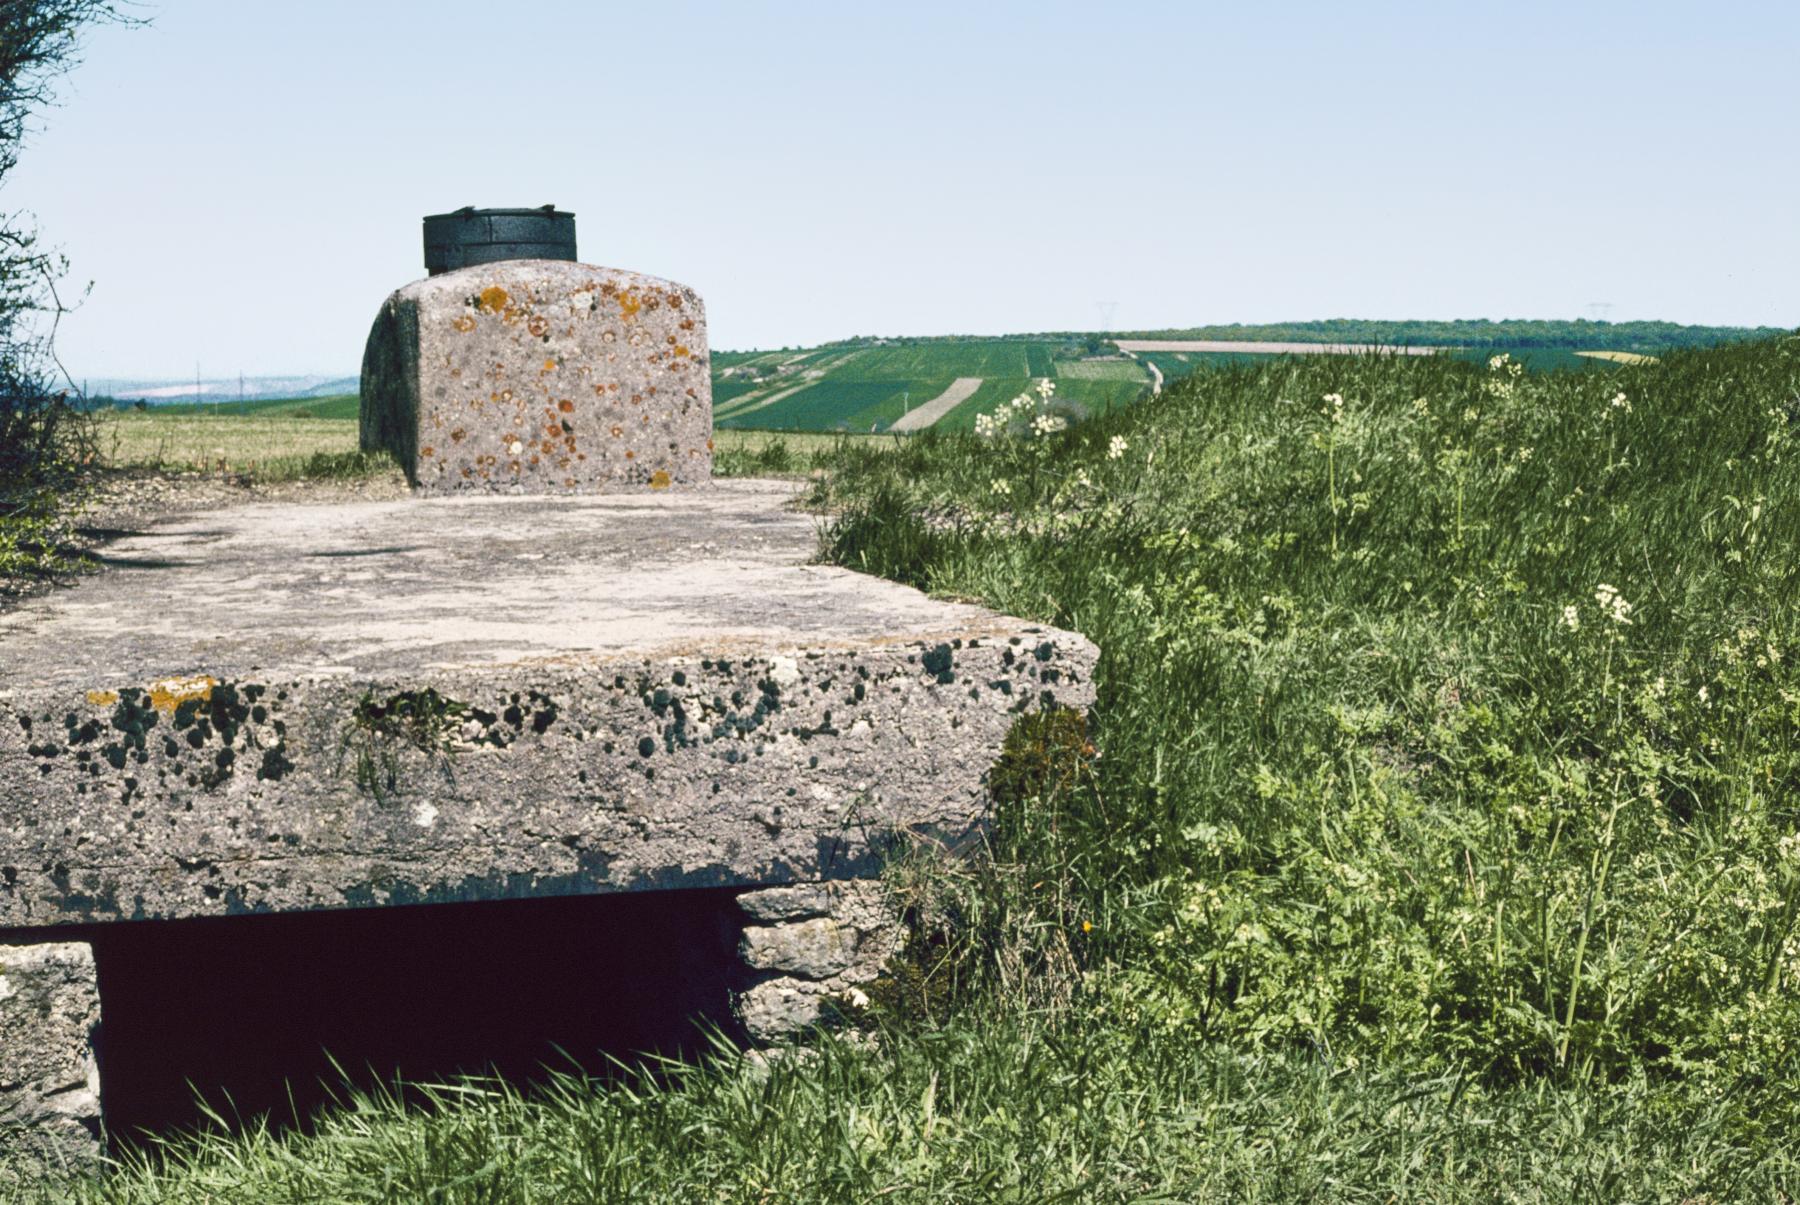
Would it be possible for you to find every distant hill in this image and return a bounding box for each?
[87,375,359,404]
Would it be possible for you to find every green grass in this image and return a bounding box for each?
[93,409,398,482]
[56,1026,1800,1201]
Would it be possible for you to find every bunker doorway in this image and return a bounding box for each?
[88,887,744,1147]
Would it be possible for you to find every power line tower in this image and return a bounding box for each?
[1094,300,1119,332]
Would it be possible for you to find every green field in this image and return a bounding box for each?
[114,326,1712,440]
[715,341,1075,433]
[119,392,363,420]
[89,407,866,480]
[704,330,1693,434]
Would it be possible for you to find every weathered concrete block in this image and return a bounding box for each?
[0,943,101,1182]
[0,483,1097,930]
[734,880,900,1041]
[361,259,712,494]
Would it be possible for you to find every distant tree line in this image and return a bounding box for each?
[1107,318,1787,352]
[796,319,1788,358]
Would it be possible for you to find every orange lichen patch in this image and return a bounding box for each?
[452,314,478,334]
[451,428,467,443]
[557,399,574,413]
[618,290,643,322]
[649,470,672,490]
[541,358,557,373]
[478,286,511,314]
[625,449,635,459]
[147,675,217,715]
[85,689,120,707]
[706,438,715,451]
[422,446,436,458]
[674,345,690,357]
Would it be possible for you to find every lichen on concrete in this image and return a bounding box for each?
[361,260,713,495]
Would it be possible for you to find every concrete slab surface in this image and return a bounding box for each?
[0,481,1096,931]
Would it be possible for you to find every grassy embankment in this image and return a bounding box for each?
[44,334,1800,1199]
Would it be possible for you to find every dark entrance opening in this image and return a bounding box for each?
[87,888,744,1147]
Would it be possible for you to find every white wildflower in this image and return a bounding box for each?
[1611,391,1632,413]
[1322,392,1345,423]
[1036,378,1055,399]
[1108,434,1128,460]
[1561,604,1580,632]
[1488,354,1510,371]
[1031,413,1068,438]
[974,412,999,439]
[1594,583,1632,625]
[1699,685,1710,704]
[990,478,1011,496]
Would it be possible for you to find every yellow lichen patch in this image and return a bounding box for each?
[478,286,510,314]
[618,290,643,322]
[147,675,217,715]
[85,689,120,707]
[542,358,557,373]
[674,345,690,358]
[649,470,671,490]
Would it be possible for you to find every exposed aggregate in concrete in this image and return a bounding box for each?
[361,260,712,495]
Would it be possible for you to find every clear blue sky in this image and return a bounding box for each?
[6,0,1797,379]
